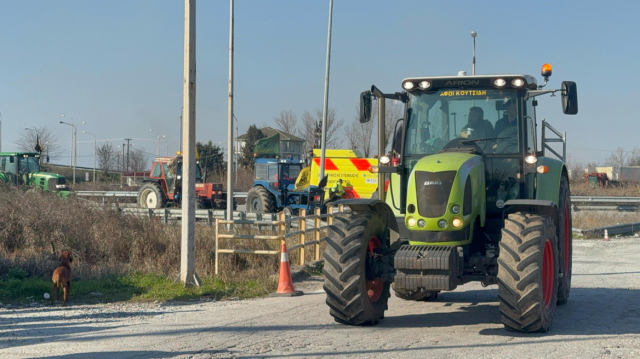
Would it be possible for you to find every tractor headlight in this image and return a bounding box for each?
[525,155,538,164]
[379,155,390,165]
[418,219,426,228]
[511,78,525,87]
[418,80,431,89]
[438,219,447,229]
[451,204,461,214]
[452,218,463,228]
[402,81,415,90]
[493,78,506,87]
[407,217,417,227]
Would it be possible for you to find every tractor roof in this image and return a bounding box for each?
[402,74,538,90]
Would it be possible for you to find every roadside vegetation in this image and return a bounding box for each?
[0,184,280,304]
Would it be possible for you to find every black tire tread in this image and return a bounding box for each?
[557,175,572,304]
[322,211,390,325]
[246,186,277,213]
[498,213,558,333]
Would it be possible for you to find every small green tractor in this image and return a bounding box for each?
[0,152,71,196]
[323,64,577,332]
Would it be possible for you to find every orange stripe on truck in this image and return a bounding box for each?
[349,158,373,171]
[313,158,339,171]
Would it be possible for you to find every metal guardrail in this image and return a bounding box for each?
[571,196,640,212]
[120,207,276,224]
[573,221,640,237]
[76,190,248,198]
[214,205,346,275]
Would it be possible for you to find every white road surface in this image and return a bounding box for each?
[1,238,640,358]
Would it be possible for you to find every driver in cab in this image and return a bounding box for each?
[459,107,494,151]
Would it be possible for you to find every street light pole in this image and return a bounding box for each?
[471,31,477,75]
[319,0,334,180]
[227,0,235,221]
[83,131,97,182]
[60,115,85,185]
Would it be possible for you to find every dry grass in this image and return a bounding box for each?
[0,184,280,284]
[570,181,640,197]
[572,211,640,230]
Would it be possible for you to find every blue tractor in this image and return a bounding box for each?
[246,157,327,215]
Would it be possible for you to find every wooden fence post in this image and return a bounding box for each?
[278,211,286,248]
[314,207,321,261]
[214,218,219,275]
[163,208,168,225]
[299,209,306,266]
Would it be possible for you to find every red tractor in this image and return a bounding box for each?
[138,155,232,209]
[584,172,609,188]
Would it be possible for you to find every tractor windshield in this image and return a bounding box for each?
[18,156,40,174]
[404,89,519,160]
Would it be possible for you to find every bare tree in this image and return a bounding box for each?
[129,148,150,172]
[16,126,62,160]
[301,108,344,156]
[346,106,375,157]
[274,109,298,136]
[96,143,118,174]
[604,147,628,167]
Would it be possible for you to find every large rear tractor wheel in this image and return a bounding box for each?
[138,182,166,209]
[557,175,572,304]
[498,213,558,332]
[393,287,439,301]
[246,186,277,213]
[323,212,391,325]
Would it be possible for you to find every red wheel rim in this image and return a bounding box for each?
[366,237,383,303]
[564,203,571,273]
[542,239,554,309]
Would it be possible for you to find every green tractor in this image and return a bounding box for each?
[0,152,71,196]
[322,64,577,332]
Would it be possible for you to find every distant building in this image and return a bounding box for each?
[237,127,305,160]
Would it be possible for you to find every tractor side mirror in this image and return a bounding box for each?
[561,81,578,115]
[46,156,50,163]
[359,91,372,123]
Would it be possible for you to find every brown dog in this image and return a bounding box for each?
[51,251,73,306]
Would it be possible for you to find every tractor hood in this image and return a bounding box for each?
[406,152,484,229]
[28,172,70,192]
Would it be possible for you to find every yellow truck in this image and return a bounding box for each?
[295,149,378,199]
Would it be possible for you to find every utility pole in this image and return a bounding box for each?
[227,0,234,221]
[319,0,334,180]
[125,138,132,174]
[121,144,125,187]
[180,0,199,287]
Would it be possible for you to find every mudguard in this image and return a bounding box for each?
[332,198,403,250]
[503,199,558,221]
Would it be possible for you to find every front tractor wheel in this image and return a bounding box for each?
[498,213,558,332]
[323,212,391,325]
[557,175,572,304]
[138,182,166,209]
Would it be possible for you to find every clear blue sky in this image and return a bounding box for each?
[0,0,637,167]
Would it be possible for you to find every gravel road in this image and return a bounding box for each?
[2,238,640,359]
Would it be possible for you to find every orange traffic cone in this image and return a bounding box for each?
[604,229,609,241]
[270,243,304,297]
